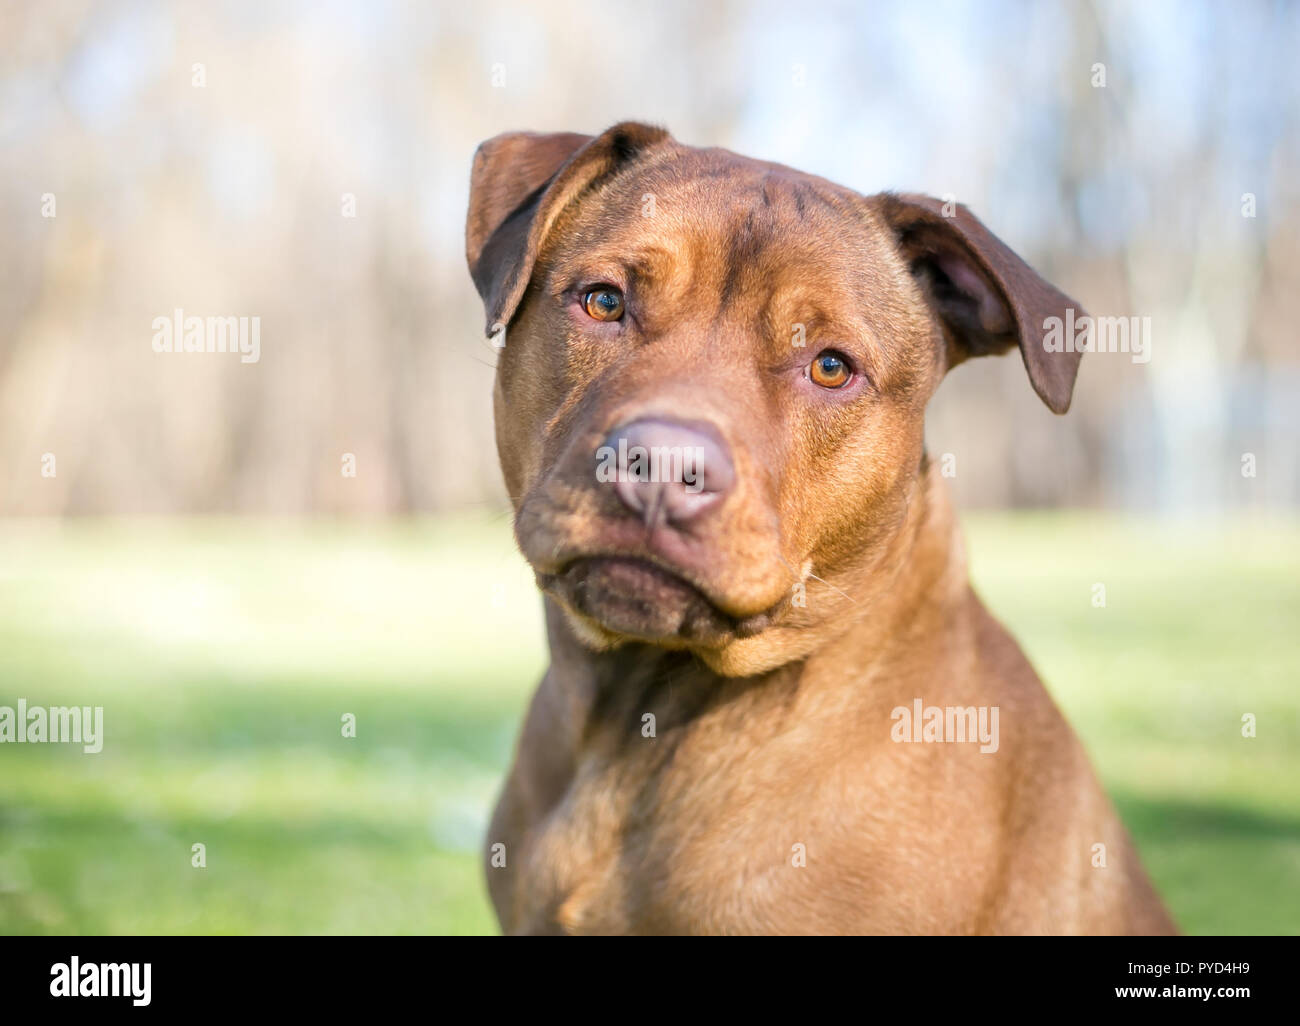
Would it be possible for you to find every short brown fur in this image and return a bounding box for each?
[465,123,1175,935]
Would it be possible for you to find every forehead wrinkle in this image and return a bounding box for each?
[716,201,784,316]
[583,159,890,362]
[625,244,685,285]
[762,294,829,353]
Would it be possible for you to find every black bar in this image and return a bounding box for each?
[0,935,1291,1014]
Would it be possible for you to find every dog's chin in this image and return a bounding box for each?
[541,556,764,648]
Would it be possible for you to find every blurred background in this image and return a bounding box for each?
[0,0,1297,934]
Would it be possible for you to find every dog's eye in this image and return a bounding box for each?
[583,287,625,322]
[809,350,851,388]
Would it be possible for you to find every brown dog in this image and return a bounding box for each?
[465,122,1175,935]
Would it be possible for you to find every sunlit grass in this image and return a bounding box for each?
[1,513,1297,934]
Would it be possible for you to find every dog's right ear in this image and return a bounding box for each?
[465,122,670,337]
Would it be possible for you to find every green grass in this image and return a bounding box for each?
[1,513,1297,934]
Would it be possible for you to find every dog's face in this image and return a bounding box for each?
[466,123,1083,675]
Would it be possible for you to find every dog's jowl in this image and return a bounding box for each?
[464,122,1175,935]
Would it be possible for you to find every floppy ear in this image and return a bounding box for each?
[876,193,1085,414]
[465,122,670,336]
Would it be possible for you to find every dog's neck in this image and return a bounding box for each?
[540,456,969,729]
[827,451,971,657]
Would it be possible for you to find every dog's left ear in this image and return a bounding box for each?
[465,122,670,336]
[876,193,1085,414]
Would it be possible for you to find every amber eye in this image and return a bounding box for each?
[810,350,851,388]
[583,286,625,321]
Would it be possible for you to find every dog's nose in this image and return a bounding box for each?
[599,418,734,526]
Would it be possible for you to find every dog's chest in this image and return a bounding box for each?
[508,676,848,934]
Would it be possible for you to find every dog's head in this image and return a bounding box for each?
[466,122,1084,675]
